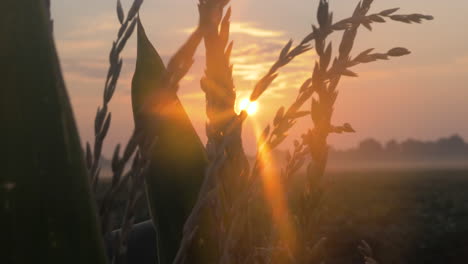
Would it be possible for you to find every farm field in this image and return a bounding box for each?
[101,169,468,264]
[313,169,468,264]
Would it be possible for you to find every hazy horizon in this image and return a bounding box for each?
[51,0,468,155]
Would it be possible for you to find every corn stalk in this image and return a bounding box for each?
[1,1,107,263]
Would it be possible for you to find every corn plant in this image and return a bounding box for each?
[171,0,432,263]
[1,0,432,264]
[131,16,207,264]
[1,1,107,263]
[86,0,207,263]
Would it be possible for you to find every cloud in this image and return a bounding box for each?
[61,58,106,87]
[60,58,135,96]
[227,32,317,99]
[229,22,284,37]
[59,17,317,107]
[58,17,307,101]
[182,22,284,38]
[62,20,319,152]
[66,13,119,38]
[55,13,121,56]
[56,39,108,55]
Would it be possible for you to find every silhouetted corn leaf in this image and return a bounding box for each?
[388,47,411,57]
[0,1,107,263]
[317,0,329,29]
[320,42,333,70]
[116,0,124,24]
[250,74,278,101]
[352,1,362,17]
[362,21,372,31]
[258,125,271,147]
[280,39,293,60]
[331,123,356,134]
[131,18,207,264]
[127,0,143,22]
[99,113,112,141]
[225,41,234,62]
[380,8,400,16]
[274,107,285,126]
[354,48,374,61]
[116,18,136,52]
[390,14,433,24]
[298,79,312,94]
[86,142,93,168]
[219,7,231,50]
[373,53,389,60]
[291,111,311,120]
[341,69,358,77]
[369,14,385,23]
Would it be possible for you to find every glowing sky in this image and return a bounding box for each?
[51,0,468,155]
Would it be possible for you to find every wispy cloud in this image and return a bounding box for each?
[61,58,134,94]
[228,32,317,99]
[66,13,118,38]
[60,18,318,104]
[61,58,107,83]
[230,22,284,37]
[183,22,284,38]
[55,13,119,56]
[56,39,108,56]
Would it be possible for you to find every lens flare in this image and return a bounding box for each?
[238,98,258,115]
[250,121,297,255]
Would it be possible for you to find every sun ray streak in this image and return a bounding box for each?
[250,118,297,256]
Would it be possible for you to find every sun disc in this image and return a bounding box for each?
[237,98,258,116]
[247,101,258,115]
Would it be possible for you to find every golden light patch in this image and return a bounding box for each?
[250,121,297,255]
[229,22,284,37]
[237,98,258,115]
[182,22,284,38]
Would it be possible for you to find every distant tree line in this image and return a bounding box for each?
[330,135,468,161]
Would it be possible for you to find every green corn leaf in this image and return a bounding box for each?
[131,18,208,264]
[0,1,107,264]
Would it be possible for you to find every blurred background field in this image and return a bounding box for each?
[98,168,468,264]
[98,135,468,263]
[316,169,468,264]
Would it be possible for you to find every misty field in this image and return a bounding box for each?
[101,169,468,264]
[317,169,468,264]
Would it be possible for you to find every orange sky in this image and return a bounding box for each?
[52,0,468,156]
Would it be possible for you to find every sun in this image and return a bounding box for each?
[237,98,258,115]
